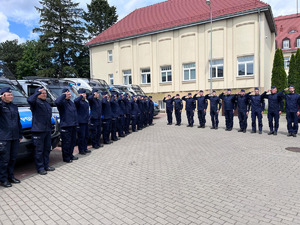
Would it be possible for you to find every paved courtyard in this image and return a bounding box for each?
[1,114,300,225]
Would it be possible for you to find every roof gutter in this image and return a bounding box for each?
[87,6,276,48]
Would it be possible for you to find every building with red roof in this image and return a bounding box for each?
[274,13,300,72]
[87,0,276,109]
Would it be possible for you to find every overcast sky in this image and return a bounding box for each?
[0,0,298,43]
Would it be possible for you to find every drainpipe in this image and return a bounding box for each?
[258,9,261,94]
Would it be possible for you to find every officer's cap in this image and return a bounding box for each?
[35,86,44,93]
[255,87,259,91]
[199,90,204,93]
[78,88,86,94]
[111,91,118,96]
[0,87,12,95]
[188,93,192,95]
[212,90,216,93]
[62,88,69,93]
[176,94,180,96]
[289,85,295,88]
[168,94,171,97]
[241,89,245,92]
[101,91,107,95]
[149,96,152,98]
[92,89,99,94]
[271,86,276,89]
[227,89,231,91]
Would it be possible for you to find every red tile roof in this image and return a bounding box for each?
[275,13,300,51]
[87,0,271,46]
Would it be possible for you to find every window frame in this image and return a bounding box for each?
[183,63,196,81]
[284,57,290,69]
[297,37,300,48]
[209,59,224,79]
[237,56,254,77]
[282,39,290,49]
[107,50,113,63]
[123,70,132,85]
[161,66,172,83]
[108,74,114,85]
[141,68,151,84]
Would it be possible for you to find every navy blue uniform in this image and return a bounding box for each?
[174,98,183,125]
[182,96,196,126]
[248,94,265,132]
[163,97,174,124]
[118,96,125,137]
[74,96,89,154]
[137,98,143,129]
[102,96,112,144]
[235,94,250,132]
[147,99,155,125]
[110,96,119,141]
[0,101,22,183]
[281,92,300,134]
[55,94,78,162]
[124,96,131,134]
[88,95,102,148]
[262,91,284,133]
[143,100,149,127]
[28,90,52,172]
[193,94,208,127]
[131,99,140,132]
[219,93,237,130]
[205,95,222,128]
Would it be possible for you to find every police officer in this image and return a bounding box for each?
[27,87,55,175]
[163,95,174,125]
[193,90,208,128]
[137,95,143,130]
[102,92,113,144]
[147,96,155,126]
[219,89,237,131]
[124,94,131,135]
[117,93,126,137]
[88,89,103,148]
[110,92,120,141]
[174,94,183,126]
[248,88,265,134]
[262,86,284,135]
[131,95,140,132]
[55,88,78,163]
[0,87,22,187]
[143,96,149,127]
[235,89,250,133]
[205,91,222,129]
[282,85,300,137]
[182,93,196,127]
[74,89,91,155]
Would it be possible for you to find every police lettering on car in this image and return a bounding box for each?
[0,87,22,187]
[28,86,55,175]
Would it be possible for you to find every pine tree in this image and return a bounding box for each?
[33,0,86,78]
[83,0,118,39]
[271,49,287,92]
[288,54,297,91]
[295,49,300,93]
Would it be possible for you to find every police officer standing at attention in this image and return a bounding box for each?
[193,90,208,128]
[117,93,126,138]
[163,94,174,125]
[219,89,236,131]
[262,86,284,135]
[182,93,196,127]
[88,89,103,148]
[0,87,22,187]
[55,88,78,163]
[174,94,183,126]
[143,96,149,127]
[110,92,120,141]
[27,87,55,175]
[235,89,250,133]
[137,95,143,130]
[248,88,265,134]
[147,96,155,126]
[131,95,140,132]
[74,89,91,155]
[124,94,131,135]
[205,91,222,129]
[102,92,113,144]
[281,85,300,137]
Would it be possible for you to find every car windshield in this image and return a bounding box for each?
[0,83,29,107]
[47,85,78,101]
[131,85,145,95]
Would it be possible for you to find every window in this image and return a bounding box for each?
[237,56,254,76]
[284,57,290,69]
[141,68,151,84]
[297,38,300,48]
[283,39,290,49]
[209,59,224,78]
[158,100,165,110]
[161,66,172,82]
[107,50,113,62]
[123,70,132,85]
[109,74,114,85]
[183,63,196,81]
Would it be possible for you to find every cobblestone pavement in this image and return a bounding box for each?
[1,114,300,225]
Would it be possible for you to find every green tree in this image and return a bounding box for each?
[295,49,300,93]
[288,54,298,91]
[33,0,86,78]
[83,0,118,39]
[271,49,287,92]
[0,40,24,76]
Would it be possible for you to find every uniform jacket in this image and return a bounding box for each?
[124,97,131,115]
[55,94,78,128]
[88,95,102,120]
[74,95,89,124]
[131,99,140,116]
[205,95,222,112]
[219,93,237,111]
[174,98,183,111]
[236,94,250,113]
[110,96,120,118]
[248,94,265,112]
[102,96,112,119]
[193,94,208,111]
[182,96,196,111]
[163,97,174,110]
[262,91,284,112]
[147,100,154,113]
[281,92,300,112]
[118,96,126,116]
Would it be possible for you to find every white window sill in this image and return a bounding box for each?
[159,82,172,85]
[182,80,196,84]
[236,75,254,79]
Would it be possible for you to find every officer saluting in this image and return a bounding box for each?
[0,87,22,187]
[101,92,113,144]
[147,96,155,126]
[74,89,91,155]
[88,89,103,148]
[55,88,78,163]
[248,88,265,134]
[110,92,120,141]
[262,86,284,135]
[193,90,208,128]
[28,87,55,175]
[124,94,131,135]
[163,95,174,125]
[131,95,140,132]
[205,91,221,129]
[235,89,250,133]
[219,89,236,131]
[174,94,183,126]
[182,93,196,127]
